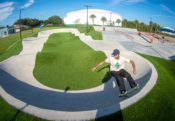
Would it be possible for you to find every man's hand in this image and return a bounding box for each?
[133,69,136,75]
[92,67,96,72]
[91,60,106,72]
[130,60,136,75]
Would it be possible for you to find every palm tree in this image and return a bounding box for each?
[101,16,107,25]
[89,14,96,25]
[116,19,121,26]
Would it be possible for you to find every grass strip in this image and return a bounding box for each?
[0,32,38,62]
[95,54,175,121]
[78,26,103,40]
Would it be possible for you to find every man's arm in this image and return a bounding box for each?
[130,60,136,75]
[92,60,106,72]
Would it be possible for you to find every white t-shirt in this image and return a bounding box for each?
[105,56,130,71]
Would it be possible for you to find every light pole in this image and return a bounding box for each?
[110,12,112,26]
[19,9,24,40]
[84,5,91,33]
[150,17,152,33]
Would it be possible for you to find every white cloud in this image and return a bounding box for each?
[21,0,34,9]
[0,2,13,8]
[160,4,175,16]
[0,2,14,21]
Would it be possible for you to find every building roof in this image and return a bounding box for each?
[162,27,174,31]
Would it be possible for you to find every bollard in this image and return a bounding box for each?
[150,39,153,44]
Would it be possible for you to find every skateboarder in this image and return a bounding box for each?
[92,49,139,96]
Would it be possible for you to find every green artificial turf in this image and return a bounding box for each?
[0,96,48,121]
[0,32,38,62]
[95,54,175,121]
[33,32,110,90]
[78,26,103,40]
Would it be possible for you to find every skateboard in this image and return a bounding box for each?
[119,85,139,97]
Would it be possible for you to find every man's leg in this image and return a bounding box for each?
[111,71,126,93]
[120,69,137,88]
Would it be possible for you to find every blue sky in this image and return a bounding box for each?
[0,0,175,29]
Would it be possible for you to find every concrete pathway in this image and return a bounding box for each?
[0,28,158,120]
[95,26,175,60]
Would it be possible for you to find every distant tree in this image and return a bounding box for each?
[14,18,40,26]
[126,21,135,28]
[122,19,127,27]
[101,16,107,25]
[89,14,96,25]
[14,18,41,32]
[140,22,145,31]
[39,20,45,25]
[134,19,139,29]
[47,15,64,25]
[14,18,27,25]
[116,19,121,26]
[152,22,161,33]
[27,19,40,32]
[149,20,153,32]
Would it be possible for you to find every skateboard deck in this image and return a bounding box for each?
[119,85,139,97]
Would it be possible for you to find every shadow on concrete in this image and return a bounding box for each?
[10,104,28,121]
[64,86,70,92]
[169,55,175,60]
[95,110,123,121]
[0,65,152,119]
[97,65,111,83]
[0,69,118,111]
[95,66,152,119]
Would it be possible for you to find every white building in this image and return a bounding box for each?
[64,9,122,26]
[160,27,175,36]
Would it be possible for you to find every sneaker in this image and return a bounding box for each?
[121,90,127,95]
[132,84,139,90]
[119,90,128,97]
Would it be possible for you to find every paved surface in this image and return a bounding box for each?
[0,28,158,120]
[95,26,175,60]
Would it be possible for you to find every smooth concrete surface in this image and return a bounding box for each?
[0,28,158,120]
[94,26,175,60]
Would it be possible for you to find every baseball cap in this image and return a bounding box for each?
[112,49,120,56]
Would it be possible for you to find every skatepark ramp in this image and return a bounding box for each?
[0,29,158,120]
